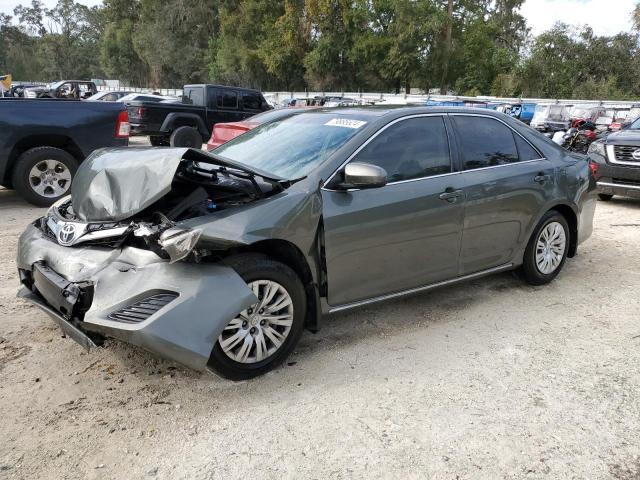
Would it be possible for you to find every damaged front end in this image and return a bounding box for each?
[41,147,288,260]
[16,147,298,371]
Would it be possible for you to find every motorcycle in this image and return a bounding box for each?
[550,120,600,154]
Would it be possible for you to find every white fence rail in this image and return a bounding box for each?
[89,84,640,108]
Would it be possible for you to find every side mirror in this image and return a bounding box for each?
[337,162,387,190]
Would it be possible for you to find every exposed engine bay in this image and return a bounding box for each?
[39,148,287,261]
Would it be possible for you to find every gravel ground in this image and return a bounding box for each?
[1,185,640,479]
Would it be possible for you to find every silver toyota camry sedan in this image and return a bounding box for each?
[16,107,597,379]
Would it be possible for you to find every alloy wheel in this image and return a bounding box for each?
[218,280,294,364]
[535,221,567,275]
[28,159,72,198]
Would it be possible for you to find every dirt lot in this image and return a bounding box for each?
[1,186,640,480]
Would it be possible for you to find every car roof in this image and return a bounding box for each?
[299,105,514,119]
[184,84,262,94]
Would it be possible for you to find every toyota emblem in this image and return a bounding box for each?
[57,223,77,246]
[633,149,640,161]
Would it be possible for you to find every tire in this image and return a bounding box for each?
[598,193,614,201]
[11,147,78,207]
[520,210,570,286]
[169,126,203,148]
[208,253,307,380]
[149,135,169,146]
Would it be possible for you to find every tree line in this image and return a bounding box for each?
[1,0,640,99]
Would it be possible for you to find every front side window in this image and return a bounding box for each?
[352,116,451,183]
[242,93,262,110]
[453,116,519,170]
[217,89,238,109]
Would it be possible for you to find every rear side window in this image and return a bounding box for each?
[514,135,542,161]
[183,87,204,106]
[453,116,519,169]
[242,92,262,110]
[353,116,451,183]
[217,89,238,109]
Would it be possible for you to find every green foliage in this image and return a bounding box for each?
[2,0,640,102]
[518,23,640,99]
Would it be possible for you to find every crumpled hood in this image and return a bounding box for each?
[72,147,189,222]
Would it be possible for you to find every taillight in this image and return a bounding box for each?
[136,106,145,117]
[115,110,130,138]
[588,160,599,179]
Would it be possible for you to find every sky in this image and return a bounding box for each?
[0,0,637,38]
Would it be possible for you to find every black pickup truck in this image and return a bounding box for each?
[127,84,271,147]
[0,99,129,206]
[588,117,640,201]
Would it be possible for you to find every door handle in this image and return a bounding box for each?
[534,173,551,183]
[439,188,464,203]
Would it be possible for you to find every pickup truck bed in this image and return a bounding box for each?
[0,99,129,205]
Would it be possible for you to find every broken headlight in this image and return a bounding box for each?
[158,227,202,263]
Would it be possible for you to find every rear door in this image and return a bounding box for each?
[322,115,466,307]
[450,114,554,275]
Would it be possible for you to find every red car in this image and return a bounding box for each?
[206,108,314,151]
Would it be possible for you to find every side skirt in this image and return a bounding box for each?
[327,263,514,314]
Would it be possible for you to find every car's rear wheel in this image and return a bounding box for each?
[598,193,614,201]
[208,254,306,380]
[11,147,78,206]
[520,211,570,285]
[169,126,202,148]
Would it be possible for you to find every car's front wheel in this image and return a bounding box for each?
[208,254,306,380]
[11,147,78,206]
[520,211,570,285]
[598,193,614,201]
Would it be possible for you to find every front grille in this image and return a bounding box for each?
[613,145,640,163]
[108,292,178,323]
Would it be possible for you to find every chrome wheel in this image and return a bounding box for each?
[535,221,566,275]
[28,160,72,198]
[218,280,294,364]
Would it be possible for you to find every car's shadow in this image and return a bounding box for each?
[103,270,531,382]
[606,196,640,210]
[294,270,524,355]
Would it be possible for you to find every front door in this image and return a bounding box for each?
[321,115,466,307]
[450,114,556,275]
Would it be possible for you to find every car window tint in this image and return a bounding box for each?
[453,116,519,169]
[353,116,451,182]
[217,89,238,109]
[183,87,204,106]
[514,134,542,161]
[242,93,262,110]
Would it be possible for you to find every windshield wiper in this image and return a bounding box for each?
[183,148,286,183]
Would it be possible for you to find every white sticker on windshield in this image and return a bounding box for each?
[325,118,367,129]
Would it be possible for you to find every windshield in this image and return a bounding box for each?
[213,113,367,179]
[244,108,302,125]
[629,118,640,129]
